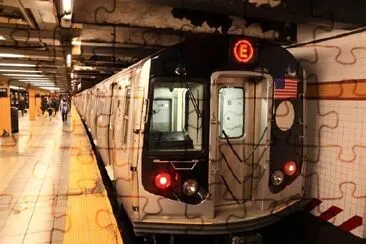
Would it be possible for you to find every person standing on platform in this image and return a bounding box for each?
[19,95,26,116]
[40,96,47,116]
[47,97,54,120]
[52,97,59,116]
[60,98,70,124]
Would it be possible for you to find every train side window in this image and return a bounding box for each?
[122,87,131,145]
[218,87,244,138]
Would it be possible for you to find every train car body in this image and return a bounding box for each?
[73,35,306,236]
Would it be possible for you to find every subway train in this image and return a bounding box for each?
[73,35,306,238]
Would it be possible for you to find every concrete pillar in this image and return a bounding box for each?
[28,88,36,120]
[35,91,41,117]
[0,78,11,135]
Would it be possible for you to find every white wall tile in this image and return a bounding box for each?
[290,30,366,237]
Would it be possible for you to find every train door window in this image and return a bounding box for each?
[122,87,131,145]
[151,99,172,131]
[148,80,205,151]
[218,87,244,138]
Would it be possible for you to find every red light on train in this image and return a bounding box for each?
[154,172,172,190]
[284,160,297,176]
[233,39,254,63]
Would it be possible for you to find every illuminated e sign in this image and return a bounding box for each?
[233,39,254,63]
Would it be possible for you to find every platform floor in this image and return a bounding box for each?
[0,107,122,244]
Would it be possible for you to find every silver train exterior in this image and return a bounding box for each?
[73,36,306,235]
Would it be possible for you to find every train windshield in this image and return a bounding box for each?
[147,80,205,151]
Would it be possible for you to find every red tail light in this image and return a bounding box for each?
[154,172,172,190]
[284,161,297,176]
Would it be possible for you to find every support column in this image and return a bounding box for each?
[28,88,36,120]
[0,78,11,135]
[35,91,41,117]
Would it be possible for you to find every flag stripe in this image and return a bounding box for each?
[274,78,298,99]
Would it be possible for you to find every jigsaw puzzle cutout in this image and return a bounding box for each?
[0,1,365,243]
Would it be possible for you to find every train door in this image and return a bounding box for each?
[89,88,99,139]
[128,84,145,217]
[106,82,118,180]
[210,71,272,213]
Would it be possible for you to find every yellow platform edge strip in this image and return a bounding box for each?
[63,106,123,244]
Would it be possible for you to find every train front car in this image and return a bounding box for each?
[134,36,306,235]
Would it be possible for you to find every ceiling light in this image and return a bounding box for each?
[74,65,96,71]
[39,87,60,91]
[3,74,45,77]
[0,53,25,58]
[31,84,55,87]
[66,54,71,67]
[72,40,81,46]
[0,69,41,73]
[0,63,36,67]
[28,81,54,84]
[0,36,5,40]
[62,0,73,20]
[20,82,53,84]
[19,79,52,82]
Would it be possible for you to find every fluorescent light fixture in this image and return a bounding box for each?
[28,81,54,84]
[39,87,60,91]
[72,40,81,46]
[19,79,52,82]
[0,53,25,58]
[3,74,45,77]
[74,65,96,71]
[62,0,73,20]
[0,36,6,40]
[9,86,26,90]
[66,54,71,67]
[0,69,42,73]
[28,81,54,83]
[0,63,36,67]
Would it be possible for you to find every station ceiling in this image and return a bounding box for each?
[0,0,365,92]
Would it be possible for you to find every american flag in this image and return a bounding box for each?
[274,78,298,99]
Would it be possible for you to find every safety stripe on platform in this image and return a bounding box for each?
[303,198,322,212]
[305,198,364,234]
[338,216,363,232]
[318,206,343,221]
[63,106,123,244]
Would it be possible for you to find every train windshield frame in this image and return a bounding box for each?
[146,77,208,153]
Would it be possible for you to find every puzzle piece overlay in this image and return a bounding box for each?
[290,25,366,237]
[0,3,366,243]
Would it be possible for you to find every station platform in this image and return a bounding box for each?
[0,107,123,244]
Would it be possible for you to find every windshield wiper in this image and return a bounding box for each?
[185,81,201,118]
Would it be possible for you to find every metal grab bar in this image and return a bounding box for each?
[143,98,150,123]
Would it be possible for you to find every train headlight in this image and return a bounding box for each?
[182,179,198,196]
[271,171,284,186]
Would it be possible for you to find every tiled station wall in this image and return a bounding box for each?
[289,28,366,237]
